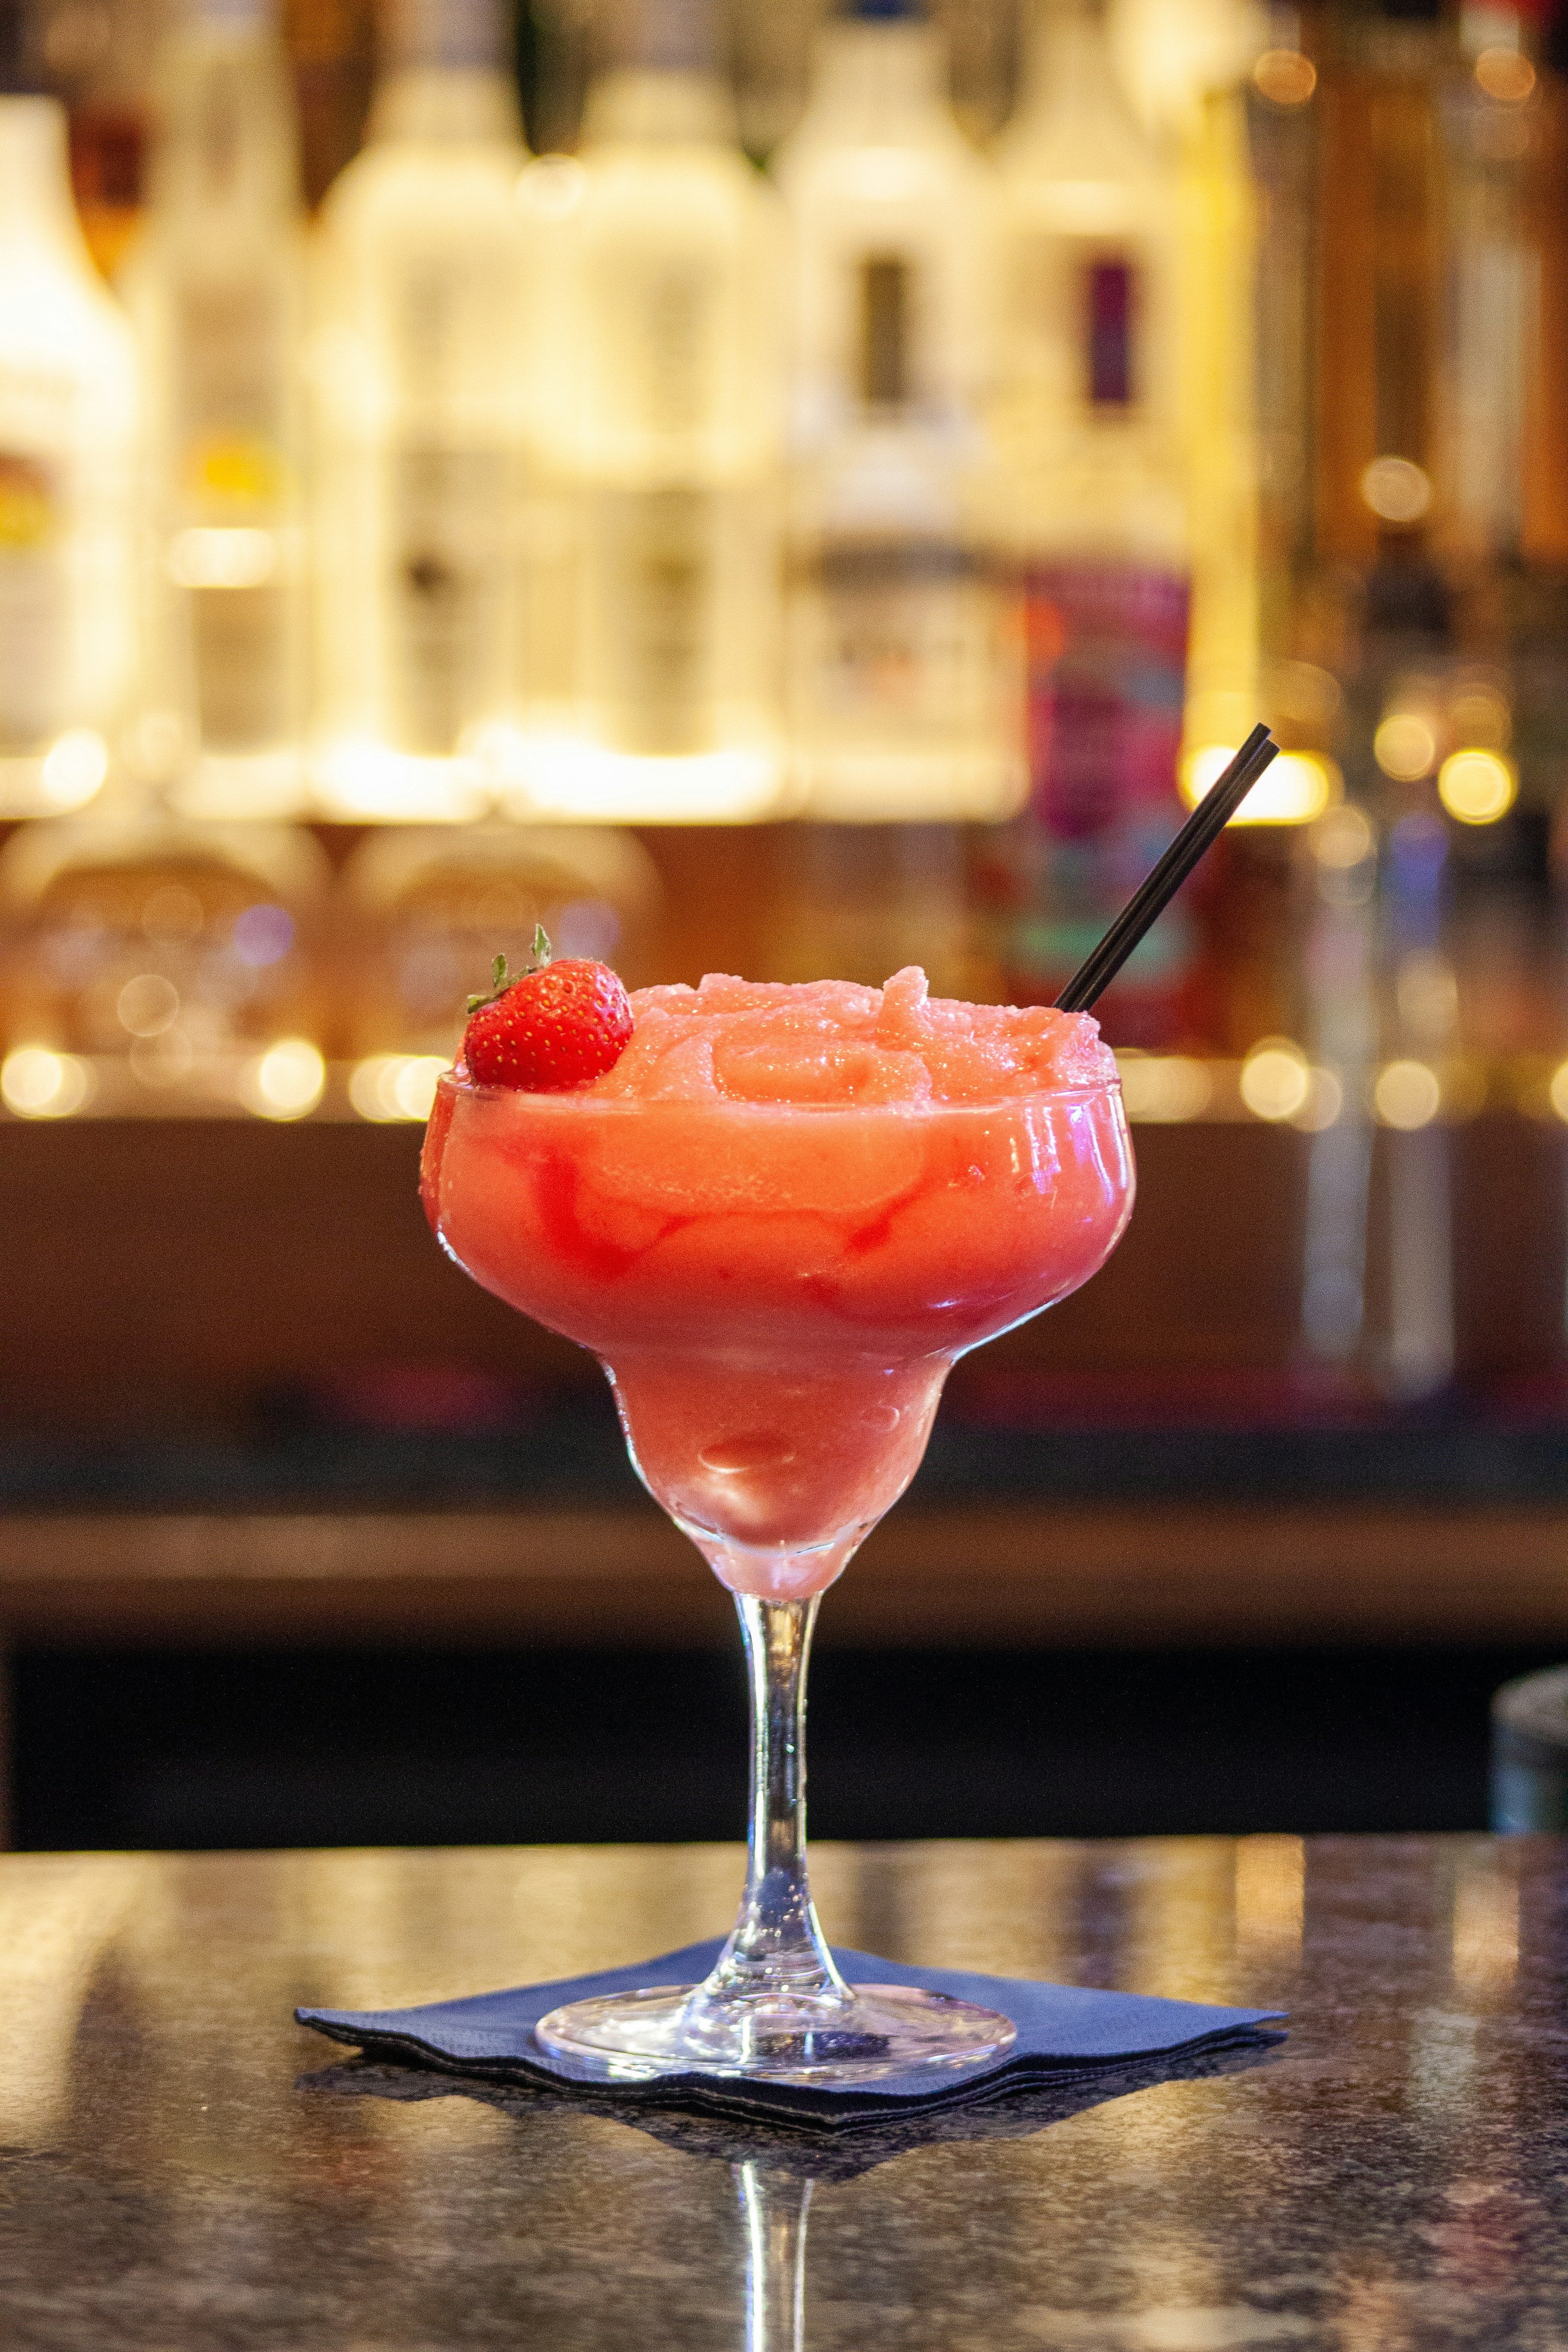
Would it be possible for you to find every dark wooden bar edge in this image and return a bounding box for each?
[1,1499,1567,1647]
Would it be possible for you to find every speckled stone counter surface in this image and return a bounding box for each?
[0,1835,1564,2349]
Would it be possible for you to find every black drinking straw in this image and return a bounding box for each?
[1054,723,1280,1014]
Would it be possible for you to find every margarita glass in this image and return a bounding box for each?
[422,966,1133,2083]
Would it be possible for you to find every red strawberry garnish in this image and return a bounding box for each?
[461,929,633,1092]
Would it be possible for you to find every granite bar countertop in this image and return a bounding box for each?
[0,1834,1563,2348]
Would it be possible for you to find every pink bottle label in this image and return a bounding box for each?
[1024,561,1190,836]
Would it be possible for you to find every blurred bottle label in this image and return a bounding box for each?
[387,443,511,754]
[191,583,291,749]
[1086,257,1135,407]
[637,265,715,436]
[0,448,70,749]
[1002,561,1192,1038]
[172,283,296,751]
[861,257,911,407]
[806,540,1001,726]
[584,485,725,756]
[1024,561,1188,833]
[176,280,291,463]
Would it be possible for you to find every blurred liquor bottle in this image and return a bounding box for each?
[1201,9,1344,1048]
[124,0,309,822]
[1434,5,1568,1121]
[1295,785,1459,1402]
[1298,0,1568,1396]
[1243,8,1323,681]
[1106,0,1319,1058]
[1111,0,1265,786]
[1310,0,1455,705]
[505,0,789,823]
[282,0,374,210]
[772,0,1025,826]
[1283,0,1466,1402]
[1437,1,1568,845]
[309,0,528,821]
[0,16,138,821]
[985,0,1192,1039]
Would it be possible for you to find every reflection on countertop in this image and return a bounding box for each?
[0,1834,1563,2348]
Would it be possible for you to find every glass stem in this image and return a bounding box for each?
[736,2162,813,2352]
[710,1594,848,2004]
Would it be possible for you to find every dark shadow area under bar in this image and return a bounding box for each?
[15,1641,1561,1852]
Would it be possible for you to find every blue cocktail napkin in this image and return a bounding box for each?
[297,1939,1285,2130]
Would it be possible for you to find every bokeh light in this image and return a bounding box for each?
[1374,1060,1442,1130]
[1253,49,1316,104]
[1437,749,1516,825]
[1181,747,1337,824]
[1240,1040,1311,1123]
[1115,1055,1213,1123]
[1474,47,1535,102]
[349,1054,448,1123]
[39,730,108,811]
[1,1047,94,1119]
[241,1038,325,1120]
[1374,713,1438,781]
[1360,456,1433,524]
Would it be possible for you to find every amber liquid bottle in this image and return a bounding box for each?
[1312,0,1451,654]
[282,0,375,212]
[1298,0,1462,1401]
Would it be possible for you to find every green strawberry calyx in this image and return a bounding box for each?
[466,925,553,1016]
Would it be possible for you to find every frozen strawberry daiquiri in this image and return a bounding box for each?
[423,952,1134,2085]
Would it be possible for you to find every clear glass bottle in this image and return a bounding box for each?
[771,0,1024,822]
[124,0,308,821]
[507,0,790,824]
[0,90,138,818]
[309,0,528,821]
[988,0,1192,1030]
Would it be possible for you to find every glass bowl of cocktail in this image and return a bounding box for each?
[421,958,1131,2085]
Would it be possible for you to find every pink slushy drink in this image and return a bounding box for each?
[422,966,1132,1600]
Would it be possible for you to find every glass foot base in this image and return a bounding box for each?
[535,1981,1017,2086]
